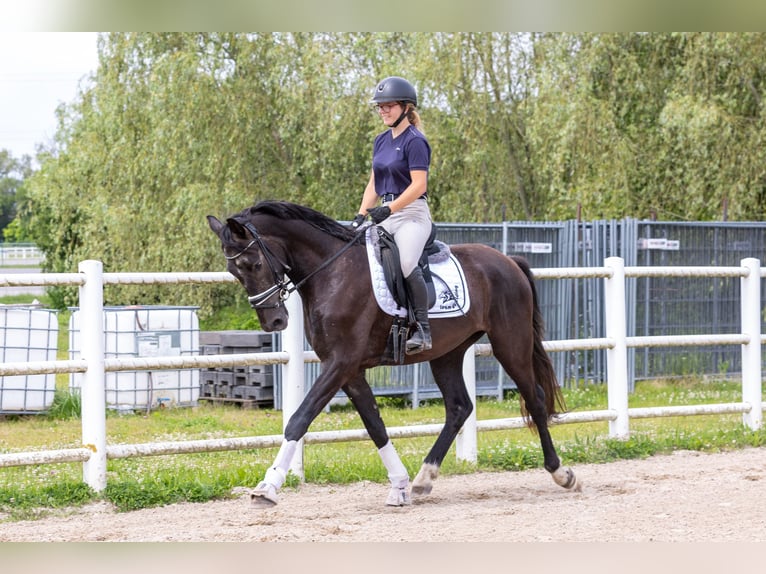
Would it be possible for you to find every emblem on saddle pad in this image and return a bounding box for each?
[365,227,470,319]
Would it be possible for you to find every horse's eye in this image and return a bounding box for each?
[234,256,260,270]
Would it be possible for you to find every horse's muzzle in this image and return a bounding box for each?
[258,310,288,332]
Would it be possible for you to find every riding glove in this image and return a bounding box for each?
[367,206,392,224]
[350,213,366,229]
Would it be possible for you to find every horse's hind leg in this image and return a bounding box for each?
[411,347,474,498]
[343,374,411,507]
[491,341,581,492]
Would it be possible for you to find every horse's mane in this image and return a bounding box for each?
[241,200,357,242]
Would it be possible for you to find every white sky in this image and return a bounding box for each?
[0,32,99,160]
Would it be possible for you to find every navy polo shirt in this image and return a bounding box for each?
[371,126,431,198]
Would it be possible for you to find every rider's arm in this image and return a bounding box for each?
[357,170,379,216]
[387,169,427,213]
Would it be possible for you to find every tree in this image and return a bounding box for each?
[20,33,766,315]
[21,33,406,311]
[525,33,766,221]
[0,150,32,240]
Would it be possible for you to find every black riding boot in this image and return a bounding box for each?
[404,267,432,355]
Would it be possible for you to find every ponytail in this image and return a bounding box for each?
[407,107,423,131]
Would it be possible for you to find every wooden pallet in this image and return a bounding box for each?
[198,396,268,409]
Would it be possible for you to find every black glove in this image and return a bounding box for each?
[367,205,392,224]
[349,213,366,229]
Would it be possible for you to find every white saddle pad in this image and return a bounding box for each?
[365,227,470,318]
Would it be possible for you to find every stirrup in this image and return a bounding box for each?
[405,323,432,355]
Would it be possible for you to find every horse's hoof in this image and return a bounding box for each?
[411,462,439,498]
[410,483,433,497]
[250,482,279,506]
[385,486,412,507]
[551,466,582,492]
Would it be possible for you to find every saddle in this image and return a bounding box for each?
[375,224,438,365]
[376,225,438,309]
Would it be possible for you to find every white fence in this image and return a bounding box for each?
[0,257,763,493]
[0,243,44,264]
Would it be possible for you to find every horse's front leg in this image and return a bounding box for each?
[343,374,411,507]
[251,364,349,507]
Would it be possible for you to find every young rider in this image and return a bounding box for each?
[351,76,433,355]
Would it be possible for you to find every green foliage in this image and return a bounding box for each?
[104,472,231,512]
[0,150,32,239]
[12,32,766,318]
[46,390,82,420]
[197,297,261,331]
[0,481,93,521]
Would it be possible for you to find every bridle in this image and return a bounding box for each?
[224,219,370,310]
[224,221,293,310]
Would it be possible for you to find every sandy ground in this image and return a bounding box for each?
[2,447,766,543]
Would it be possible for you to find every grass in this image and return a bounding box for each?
[1,378,765,519]
[1,292,765,519]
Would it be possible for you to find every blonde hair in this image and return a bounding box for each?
[406,106,423,131]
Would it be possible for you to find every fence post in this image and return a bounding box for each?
[741,258,762,431]
[281,291,305,479]
[411,362,420,409]
[456,345,477,463]
[604,257,630,439]
[79,260,107,492]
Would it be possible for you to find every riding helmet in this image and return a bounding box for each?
[371,76,418,107]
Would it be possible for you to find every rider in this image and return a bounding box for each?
[350,76,433,355]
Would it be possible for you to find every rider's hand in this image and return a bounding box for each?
[367,206,392,224]
[349,213,366,229]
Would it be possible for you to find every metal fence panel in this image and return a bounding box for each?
[273,219,766,407]
[634,221,766,381]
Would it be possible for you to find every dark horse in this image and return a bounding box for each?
[207,200,580,506]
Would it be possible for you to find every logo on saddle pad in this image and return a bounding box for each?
[365,228,470,318]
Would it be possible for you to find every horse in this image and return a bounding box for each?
[207,200,581,507]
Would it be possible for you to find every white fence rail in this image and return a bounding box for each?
[0,257,763,492]
[0,244,44,263]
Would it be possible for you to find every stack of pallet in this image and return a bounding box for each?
[198,331,275,408]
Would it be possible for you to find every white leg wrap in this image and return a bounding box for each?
[263,466,287,489]
[252,440,298,506]
[378,440,409,488]
[264,439,298,489]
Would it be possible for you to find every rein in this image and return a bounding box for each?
[227,219,371,310]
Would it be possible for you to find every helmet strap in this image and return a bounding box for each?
[390,103,409,129]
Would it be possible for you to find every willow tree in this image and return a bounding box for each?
[524,32,766,221]
[20,32,766,314]
[21,33,414,312]
[406,33,539,222]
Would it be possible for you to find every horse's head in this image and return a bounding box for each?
[207,214,291,332]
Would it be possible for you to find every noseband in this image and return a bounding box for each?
[224,221,292,310]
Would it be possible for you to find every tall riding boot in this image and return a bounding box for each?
[404,267,432,355]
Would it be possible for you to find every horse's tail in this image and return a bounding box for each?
[510,255,567,422]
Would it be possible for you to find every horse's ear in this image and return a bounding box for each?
[207,215,224,235]
[226,217,249,240]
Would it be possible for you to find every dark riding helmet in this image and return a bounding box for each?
[371,76,418,107]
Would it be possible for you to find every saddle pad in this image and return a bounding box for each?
[365,228,470,319]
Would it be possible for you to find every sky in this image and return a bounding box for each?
[0,32,99,161]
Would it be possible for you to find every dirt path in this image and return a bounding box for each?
[2,448,766,542]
